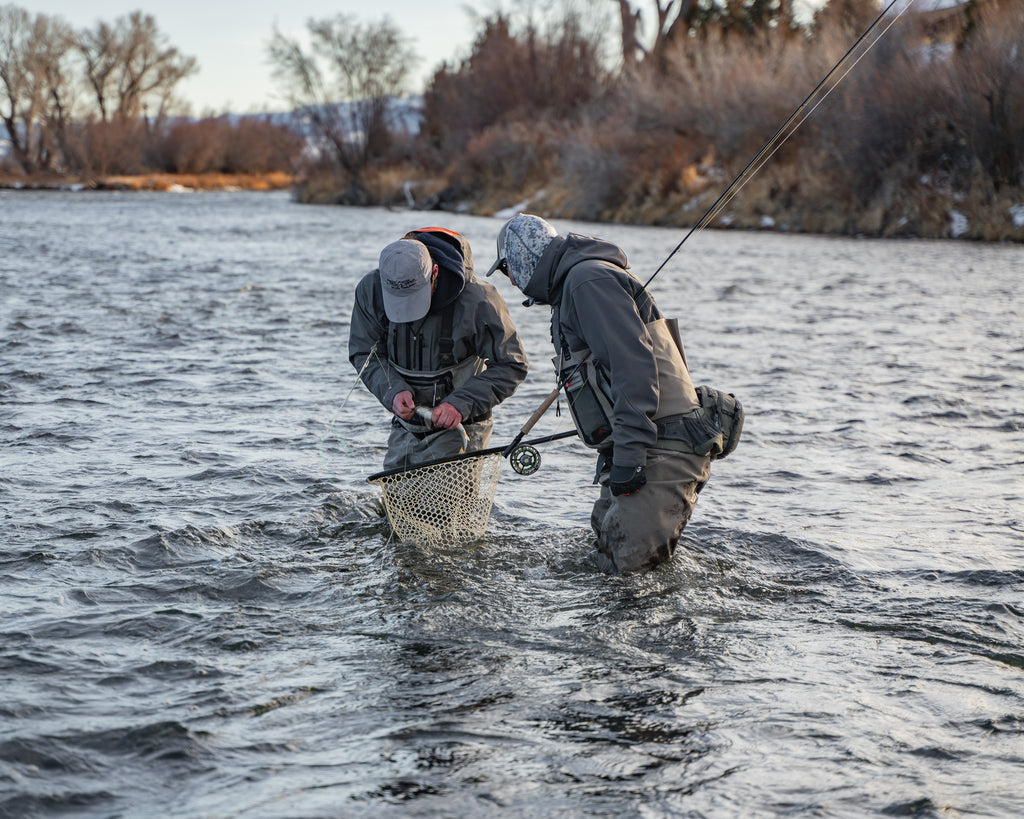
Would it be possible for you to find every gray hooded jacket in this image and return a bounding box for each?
[522,233,674,468]
[349,231,528,424]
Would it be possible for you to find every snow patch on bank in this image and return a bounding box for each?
[949,209,968,238]
[495,191,546,220]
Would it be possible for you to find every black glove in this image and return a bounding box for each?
[609,464,647,497]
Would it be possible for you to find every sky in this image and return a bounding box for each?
[23,0,487,114]
[22,0,959,115]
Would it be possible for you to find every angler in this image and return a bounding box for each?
[488,214,740,574]
[349,227,529,472]
[475,0,908,571]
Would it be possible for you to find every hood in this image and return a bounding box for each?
[521,233,631,306]
[405,228,472,312]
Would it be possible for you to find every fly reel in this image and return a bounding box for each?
[509,444,541,476]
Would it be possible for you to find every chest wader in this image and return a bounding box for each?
[386,302,487,443]
[391,356,485,424]
[383,357,490,471]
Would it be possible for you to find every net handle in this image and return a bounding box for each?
[367,429,577,482]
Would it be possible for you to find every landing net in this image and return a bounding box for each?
[367,450,504,547]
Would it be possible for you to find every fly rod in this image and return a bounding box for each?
[643,0,914,289]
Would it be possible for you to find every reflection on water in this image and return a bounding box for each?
[1,190,1022,817]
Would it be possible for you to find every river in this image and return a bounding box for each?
[2,189,1022,817]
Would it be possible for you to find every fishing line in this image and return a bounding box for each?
[643,0,915,289]
[338,339,383,414]
[316,339,386,478]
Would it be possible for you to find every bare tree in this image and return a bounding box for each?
[0,5,76,172]
[422,9,607,160]
[34,13,76,169]
[77,20,119,122]
[267,14,418,187]
[116,12,196,120]
[77,12,197,122]
[614,0,644,73]
[612,0,693,72]
[613,0,803,76]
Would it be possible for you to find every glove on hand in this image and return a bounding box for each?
[609,464,647,497]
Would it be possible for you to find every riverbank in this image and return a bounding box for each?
[292,163,1024,243]
[5,167,1023,243]
[0,171,296,193]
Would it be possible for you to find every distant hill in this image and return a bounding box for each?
[224,96,423,139]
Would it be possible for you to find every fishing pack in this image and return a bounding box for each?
[660,385,744,460]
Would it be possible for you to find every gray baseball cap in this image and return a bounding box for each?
[379,239,433,323]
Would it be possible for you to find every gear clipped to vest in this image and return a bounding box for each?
[654,385,744,458]
[696,385,744,458]
[509,444,541,475]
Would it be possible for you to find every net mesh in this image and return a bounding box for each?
[368,452,504,546]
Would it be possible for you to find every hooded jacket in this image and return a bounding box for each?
[523,233,698,469]
[349,230,528,424]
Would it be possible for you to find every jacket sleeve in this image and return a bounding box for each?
[564,276,659,467]
[443,284,529,420]
[348,271,411,412]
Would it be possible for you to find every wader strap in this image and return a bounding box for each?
[386,318,423,371]
[553,302,571,359]
[438,302,456,367]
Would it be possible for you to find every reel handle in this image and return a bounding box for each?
[521,384,561,436]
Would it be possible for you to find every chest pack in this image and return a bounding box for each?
[385,300,484,409]
[558,347,615,447]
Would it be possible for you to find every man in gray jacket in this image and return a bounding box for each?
[350,227,528,472]
[487,214,711,574]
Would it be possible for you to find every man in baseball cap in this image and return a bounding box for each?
[349,228,528,474]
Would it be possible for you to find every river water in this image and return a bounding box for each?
[1,190,1022,818]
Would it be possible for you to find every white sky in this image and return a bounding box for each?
[21,0,488,114]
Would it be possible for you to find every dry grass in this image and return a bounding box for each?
[361,163,450,208]
[94,172,296,191]
[426,9,1024,242]
[0,171,297,192]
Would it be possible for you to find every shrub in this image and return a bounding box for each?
[72,118,149,176]
[422,10,609,162]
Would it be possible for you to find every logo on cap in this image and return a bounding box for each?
[386,276,420,291]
